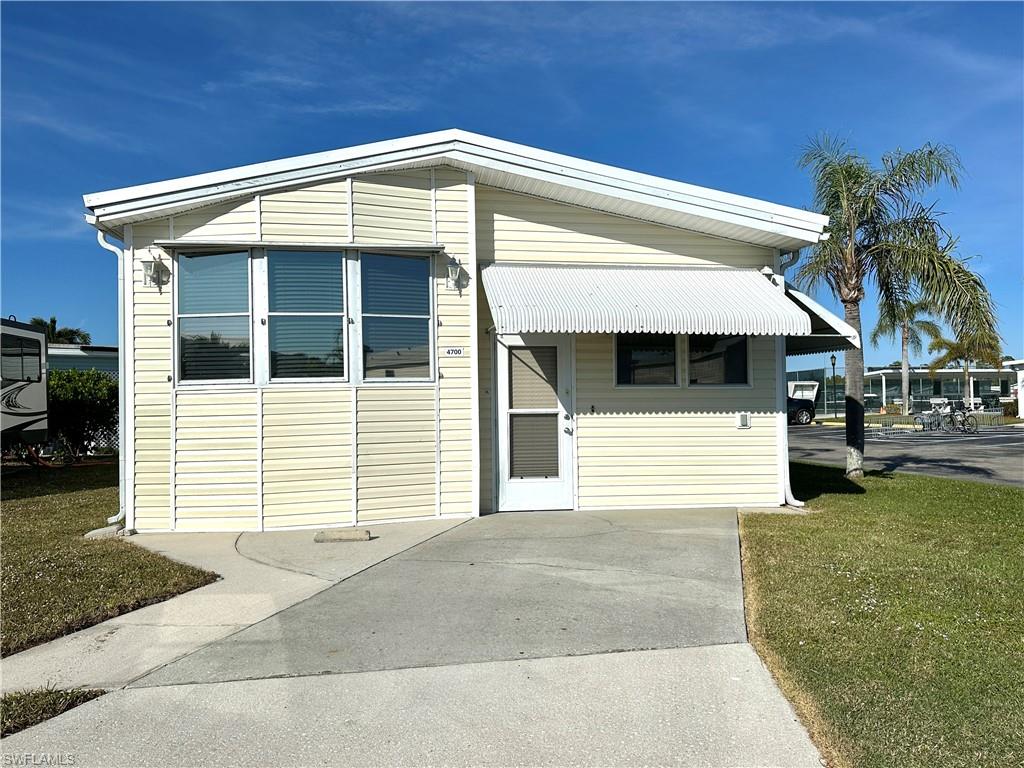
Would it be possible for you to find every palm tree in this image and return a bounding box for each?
[798,136,996,478]
[928,331,1002,407]
[30,316,92,345]
[869,299,942,415]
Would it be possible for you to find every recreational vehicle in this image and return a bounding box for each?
[1,318,48,448]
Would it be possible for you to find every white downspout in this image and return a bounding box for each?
[96,230,127,527]
[774,251,805,508]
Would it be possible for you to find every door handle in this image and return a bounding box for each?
[563,427,573,435]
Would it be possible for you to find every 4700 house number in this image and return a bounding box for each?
[443,347,466,357]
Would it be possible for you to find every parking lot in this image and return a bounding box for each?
[789,425,1024,486]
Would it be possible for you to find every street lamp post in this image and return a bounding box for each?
[830,354,838,419]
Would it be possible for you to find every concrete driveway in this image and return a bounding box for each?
[3,509,821,767]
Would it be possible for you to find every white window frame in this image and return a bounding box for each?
[611,332,682,389]
[173,249,255,387]
[683,333,754,389]
[356,250,436,386]
[263,249,349,385]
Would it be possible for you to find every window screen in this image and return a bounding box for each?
[688,335,748,386]
[268,251,345,379]
[361,253,431,379]
[1,334,42,383]
[177,252,251,381]
[616,334,676,386]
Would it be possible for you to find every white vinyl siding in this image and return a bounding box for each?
[131,222,174,531]
[174,198,258,242]
[476,186,774,268]
[575,334,779,508]
[356,387,437,521]
[261,181,349,243]
[262,388,353,528]
[174,390,260,531]
[434,169,474,516]
[352,171,433,244]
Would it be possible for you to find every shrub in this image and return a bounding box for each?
[1003,399,1019,418]
[47,369,118,457]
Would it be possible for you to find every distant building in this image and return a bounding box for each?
[47,344,118,376]
[864,365,1018,411]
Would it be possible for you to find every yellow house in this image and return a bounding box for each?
[83,130,857,533]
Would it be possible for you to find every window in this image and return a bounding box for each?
[688,335,749,386]
[360,253,431,380]
[177,252,251,381]
[1,334,41,383]
[1001,379,1011,396]
[268,251,345,379]
[615,333,677,386]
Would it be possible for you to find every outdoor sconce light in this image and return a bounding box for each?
[446,256,464,295]
[142,257,171,292]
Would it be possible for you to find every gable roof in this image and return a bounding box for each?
[83,129,828,250]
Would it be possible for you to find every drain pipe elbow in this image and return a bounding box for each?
[96,230,128,527]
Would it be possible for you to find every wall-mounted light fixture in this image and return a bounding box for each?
[446,256,464,295]
[142,257,171,292]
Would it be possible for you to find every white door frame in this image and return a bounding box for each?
[495,333,575,511]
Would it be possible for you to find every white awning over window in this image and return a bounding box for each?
[479,263,858,353]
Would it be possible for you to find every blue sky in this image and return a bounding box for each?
[2,2,1021,371]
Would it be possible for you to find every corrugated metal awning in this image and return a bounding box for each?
[481,263,815,336]
[784,288,861,355]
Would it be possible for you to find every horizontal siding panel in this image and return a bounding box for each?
[261,388,352,528]
[356,386,437,522]
[574,332,780,509]
[174,390,258,526]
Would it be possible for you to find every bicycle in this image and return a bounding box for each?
[941,404,979,434]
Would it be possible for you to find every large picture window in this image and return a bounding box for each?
[360,253,431,380]
[688,334,749,386]
[268,251,346,379]
[615,333,677,386]
[177,252,251,381]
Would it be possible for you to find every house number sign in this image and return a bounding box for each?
[443,347,467,357]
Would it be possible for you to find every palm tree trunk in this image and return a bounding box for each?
[901,323,911,415]
[843,299,865,478]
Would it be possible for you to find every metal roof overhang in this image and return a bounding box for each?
[83,130,828,252]
[481,263,822,338]
[784,287,860,355]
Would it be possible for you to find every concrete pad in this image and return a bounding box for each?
[1,523,461,693]
[236,518,465,581]
[136,508,746,687]
[1,645,821,768]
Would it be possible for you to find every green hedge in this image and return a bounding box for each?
[48,369,118,457]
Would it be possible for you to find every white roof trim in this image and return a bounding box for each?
[83,130,828,250]
[480,263,814,337]
[784,287,861,355]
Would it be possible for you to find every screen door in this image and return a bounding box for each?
[496,334,574,511]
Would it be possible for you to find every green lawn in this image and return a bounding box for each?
[1,463,217,657]
[740,462,1024,768]
[1,687,104,737]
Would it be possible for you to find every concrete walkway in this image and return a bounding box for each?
[0,519,464,692]
[2,509,822,767]
[2,645,820,767]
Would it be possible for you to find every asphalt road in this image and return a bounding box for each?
[789,425,1024,486]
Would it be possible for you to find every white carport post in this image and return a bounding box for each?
[880,373,886,407]
[1018,370,1024,415]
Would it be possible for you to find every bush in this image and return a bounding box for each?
[47,370,118,457]
[1003,399,1019,418]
